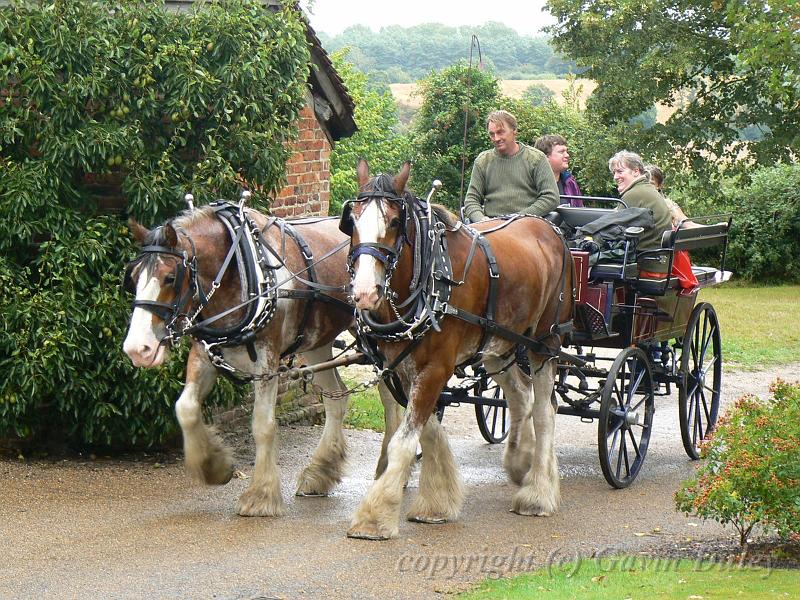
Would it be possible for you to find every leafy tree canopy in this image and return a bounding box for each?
[546,0,800,174]
[408,62,501,211]
[319,22,572,82]
[328,49,411,214]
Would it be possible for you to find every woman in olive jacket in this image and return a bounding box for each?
[608,150,672,250]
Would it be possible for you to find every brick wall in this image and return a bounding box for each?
[271,104,332,218]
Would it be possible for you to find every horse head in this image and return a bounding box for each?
[341,159,411,311]
[122,218,193,367]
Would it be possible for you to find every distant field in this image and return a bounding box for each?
[390,79,677,123]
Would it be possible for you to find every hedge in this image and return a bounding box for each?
[0,0,309,447]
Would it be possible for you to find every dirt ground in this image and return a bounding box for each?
[1,363,798,599]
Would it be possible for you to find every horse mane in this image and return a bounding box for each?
[365,173,458,229]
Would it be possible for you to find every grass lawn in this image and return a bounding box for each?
[699,285,800,369]
[342,380,385,432]
[459,557,796,599]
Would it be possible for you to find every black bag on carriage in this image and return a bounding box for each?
[572,207,654,265]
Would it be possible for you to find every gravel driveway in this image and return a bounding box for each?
[1,363,796,599]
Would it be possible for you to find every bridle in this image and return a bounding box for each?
[123,233,200,345]
[341,189,409,295]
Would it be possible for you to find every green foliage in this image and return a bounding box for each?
[0,0,309,447]
[724,164,800,283]
[408,62,501,210]
[675,381,800,547]
[505,88,628,197]
[328,49,411,215]
[546,0,800,175]
[320,22,572,82]
[520,83,555,107]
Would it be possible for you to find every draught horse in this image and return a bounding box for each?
[122,201,400,516]
[341,160,574,539]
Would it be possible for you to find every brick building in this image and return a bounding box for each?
[167,0,357,217]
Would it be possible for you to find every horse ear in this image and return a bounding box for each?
[356,158,370,188]
[164,222,178,248]
[128,218,150,245]
[394,161,411,195]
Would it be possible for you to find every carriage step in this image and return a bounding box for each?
[575,304,611,339]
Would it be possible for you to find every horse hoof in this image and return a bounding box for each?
[295,491,329,498]
[407,515,447,524]
[509,506,551,517]
[237,487,284,517]
[346,524,392,541]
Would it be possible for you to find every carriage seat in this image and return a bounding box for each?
[556,205,616,229]
[635,219,731,295]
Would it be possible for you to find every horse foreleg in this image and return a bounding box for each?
[512,357,560,516]
[176,345,234,485]
[374,381,403,479]
[348,411,420,540]
[295,345,348,497]
[238,370,283,517]
[406,413,463,524]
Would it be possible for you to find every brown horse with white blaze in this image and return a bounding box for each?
[342,159,574,539]
[122,202,401,517]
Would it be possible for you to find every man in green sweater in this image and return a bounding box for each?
[463,110,559,223]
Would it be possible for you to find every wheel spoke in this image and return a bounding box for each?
[490,406,498,435]
[615,432,624,478]
[622,436,631,477]
[626,428,641,459]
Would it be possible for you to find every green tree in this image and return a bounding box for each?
[408,62,501,211]
[0,0,309,446]
[328,49,411,214]
[521,83,556,107]
[546,0,800,173]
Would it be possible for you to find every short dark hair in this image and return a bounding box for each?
[534,134,567,156]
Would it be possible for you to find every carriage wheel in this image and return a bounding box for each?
[597,347,655,489]
[679,303,722,460]
[474,379,510,444]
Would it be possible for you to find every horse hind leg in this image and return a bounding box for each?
[406,413,464,524]
[295,345,348,497]
[512,357,560,517]
[238,372,284,517]
[491,365,536,486]
[177,347,234,485]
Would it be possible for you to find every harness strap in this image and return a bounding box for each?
[443,304,583,366]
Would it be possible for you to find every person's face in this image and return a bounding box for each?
[487,120,517,156]
[611,163,640,194]
[548,144,570,175]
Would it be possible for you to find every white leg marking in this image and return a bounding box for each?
[238,371,283,517]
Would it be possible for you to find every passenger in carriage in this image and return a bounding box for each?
[463,109,559,223]
[644,164,699,229]
[534,134,584,207]
[608,150,672,250]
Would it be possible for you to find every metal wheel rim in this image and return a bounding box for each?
[598,347,655,489]
[474,382,509,444]
[679,303,722,459]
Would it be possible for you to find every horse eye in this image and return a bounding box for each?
[389,217,401,229]
[164,274,176,286]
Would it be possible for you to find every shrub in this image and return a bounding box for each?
[0,0,309,447]
[675,380,800,547]
[328,49,411,215]
[724,164,800,282]
[520,83,555,107]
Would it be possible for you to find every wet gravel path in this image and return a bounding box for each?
[1,364,797,599]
